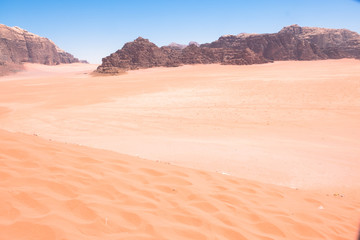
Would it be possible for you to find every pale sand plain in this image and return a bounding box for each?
[0,59,359,239]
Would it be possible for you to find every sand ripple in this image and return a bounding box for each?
[0,129,359,239]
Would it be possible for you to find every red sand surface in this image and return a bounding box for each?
[0,60,360,239]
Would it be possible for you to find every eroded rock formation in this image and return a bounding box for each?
[97,25,360,73]
[0,24,80,65]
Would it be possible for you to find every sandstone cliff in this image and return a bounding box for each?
[0,24,80,66]
[97,25,360,73]
[208,25,360,60]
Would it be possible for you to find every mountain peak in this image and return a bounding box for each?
[168,42,187,50]
[279,24,303,34]
[135,36,148,42]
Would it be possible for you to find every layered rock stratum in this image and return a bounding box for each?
[97,24,360,73]
[0,24,81,74]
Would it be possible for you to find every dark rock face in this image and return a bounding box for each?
[0,24,80,65]
[97,25,360,74]
[97,37,181,73]
[209,25,360,61]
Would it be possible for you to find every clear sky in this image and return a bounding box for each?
[1,0,360,63]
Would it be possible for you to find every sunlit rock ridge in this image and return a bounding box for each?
[97,24,360,74]
[0,24,81,65]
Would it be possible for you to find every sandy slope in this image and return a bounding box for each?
[0,60,359,193]
[0,129,359,240]
[0,60,360,239]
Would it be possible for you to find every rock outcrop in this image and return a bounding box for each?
[97,25,360,73]
[0,24,80,65]
[208,25,360,61]
[96,37,182,74]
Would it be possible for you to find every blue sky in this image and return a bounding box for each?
[1,0,360,63]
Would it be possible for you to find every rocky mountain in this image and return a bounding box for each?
[0,24,81,66]
[97,25,360,74]
[207,25,360,60]
[96,37,181,74]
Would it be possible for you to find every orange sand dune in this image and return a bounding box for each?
[0,129,359,240]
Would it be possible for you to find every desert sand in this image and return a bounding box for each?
[0,60,360,239]
[1,129,359,240]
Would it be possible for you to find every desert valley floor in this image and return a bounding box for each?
[0,59,359,239]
